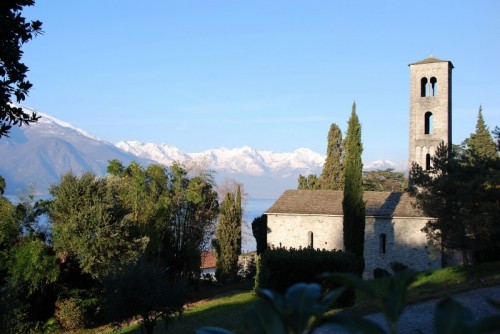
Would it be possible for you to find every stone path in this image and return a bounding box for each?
[315,286,500,334]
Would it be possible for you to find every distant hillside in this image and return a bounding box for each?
[0,105,153,195]
[0,105,404,198]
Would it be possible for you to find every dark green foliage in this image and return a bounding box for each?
[0,176,5,195]
[0,0,42,137]
[320,122,344,190]
[49,172,146,279]
[255,247,359,300]
[411,109,499,266]
[493,126,500,151]
[251,214,267,255]
[201,268,500,334]
[6,238,59,296]
[363,168,407,192]
[103,259,186,334]
[464,106,498,162]
[215,191,242,281]
[342,102,365,275]
[297,173,320,189]
[0,188,59,333]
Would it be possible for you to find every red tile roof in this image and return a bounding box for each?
[200,251,216,269]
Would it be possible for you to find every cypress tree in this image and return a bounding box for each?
[320,123,344,190]
[215,192,241,281]
[235,185,242,253]
[342,102,365,276]
[465,106,497,161]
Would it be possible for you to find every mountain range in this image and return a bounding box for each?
[0,105,403,199]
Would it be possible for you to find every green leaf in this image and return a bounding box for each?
[246,300,287,334]
[321,272,376,298]
[284,283,323,333]
[434,298,477,334]
[381,269,416,323]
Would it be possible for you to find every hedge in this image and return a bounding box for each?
[255,247,360,303]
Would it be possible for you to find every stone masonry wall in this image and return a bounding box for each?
[267,214,441,278]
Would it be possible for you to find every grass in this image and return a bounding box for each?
[95,262,500,334]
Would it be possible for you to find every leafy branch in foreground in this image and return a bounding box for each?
[197,269,500,334]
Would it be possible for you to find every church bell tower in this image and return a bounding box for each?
[409,56,453,170]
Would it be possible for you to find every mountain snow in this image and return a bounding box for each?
[1,105,406,198]
[116,141,326,177]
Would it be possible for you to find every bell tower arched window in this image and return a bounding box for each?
[421,77,428,97]
[425,112,433,134]
[430,77,438,96]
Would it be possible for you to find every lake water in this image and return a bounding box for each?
[242,198,276,252]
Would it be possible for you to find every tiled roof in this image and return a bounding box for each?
[200,251,216,269]
[265,190,425,218]
[409,56,454,68]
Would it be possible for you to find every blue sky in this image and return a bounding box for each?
[22,1,499,164]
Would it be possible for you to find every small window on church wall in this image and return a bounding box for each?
[430,77,438,96]
[307,231,314,248]
[420,77,428,97]
[426,154,431,170]
[380,234,387,254]
[425,112,433,134]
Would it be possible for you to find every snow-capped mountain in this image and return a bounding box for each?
[0,105,154,195]
[116,141,325,177]
[364,159,407,171]
[1,105,404,198]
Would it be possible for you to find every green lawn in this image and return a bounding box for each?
[98,262,500,334]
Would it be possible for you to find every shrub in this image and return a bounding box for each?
[373,268,391,278]
[55,297,86,331]
[255,247,359,306]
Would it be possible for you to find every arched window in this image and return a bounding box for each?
[421,77,428,97]
[425,112,433,134]
[307,231,314,248]
[430,77,438,96]
[426,154,431,170]
[380,234,387,254]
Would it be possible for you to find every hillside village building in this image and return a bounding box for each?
[265,56,454,278]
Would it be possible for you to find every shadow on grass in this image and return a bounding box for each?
[112,291,258,334]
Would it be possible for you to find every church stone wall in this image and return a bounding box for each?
[267,214,441,278]
[364,217,441,278]
[267,214,344,250]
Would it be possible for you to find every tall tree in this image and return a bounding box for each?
[342,102,365,275]
[297,173,320,190]
[464,106,498,162]
[320,123,344,190]
[108,161,219,279]
[49,172,147,279]
[1,0,43,138]
[214,191,241,281]
[235,184,243,252]
[251,214,267,255]
[363,169,407,192]
[411,110,500,267]
[493,126,500,151]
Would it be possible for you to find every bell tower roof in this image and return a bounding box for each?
[409,55,454,68]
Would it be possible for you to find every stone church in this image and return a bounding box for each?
[265,56,453,278]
